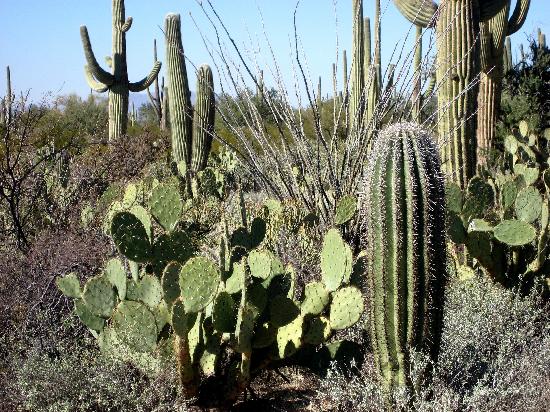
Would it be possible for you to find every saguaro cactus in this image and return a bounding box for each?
[80,0,161,140]
[350,0,365,133]
[147,39,167,131]
[393,0,531,187]
[362,122,447,394]
[165,13,215,176]
[477,0,530,164]
[1,66,12,125]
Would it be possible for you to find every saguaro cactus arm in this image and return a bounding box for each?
[507,0,530,35]
[129,61,162,92]
[120,16,133,32]
[84,65,109,92]
[392,0,438,28]
[80,26,115,86]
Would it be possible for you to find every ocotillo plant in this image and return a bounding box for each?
[80,0,161,140]
[393,0,530,187]
[147,39,166,130]
[477,0,530,165]
[165,13,216,177]
[361,122,447,397]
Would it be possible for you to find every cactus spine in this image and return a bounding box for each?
[80,0,161,140]
[165,14,216,176]
[362,122,447,394]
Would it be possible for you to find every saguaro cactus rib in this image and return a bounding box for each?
[80,0,161,140]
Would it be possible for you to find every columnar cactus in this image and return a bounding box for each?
[477,0,530,164]
[349,0,365,133]
[361,122,447,394]
[1,66,12,125]
[191,65,216,173]
[393,0,531,187]
[147,39,167,131]
[80,0,161,140]
[165,14,216,176]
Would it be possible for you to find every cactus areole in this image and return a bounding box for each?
[80,0,161,140]
[361,122,447,393]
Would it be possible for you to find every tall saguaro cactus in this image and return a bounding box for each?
[477,0,530,163]
[393,0,531,187]
[362,122,447,395]
[1,66,12,125]
[165,14,216,176]
[80,0,161,140]
[349,0,365,133]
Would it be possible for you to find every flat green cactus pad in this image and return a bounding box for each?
[212,292,236,333]
[235,304,255,353]
[462,177,495,220]
[152,230,194,274]
[112,301,158,353]
[329,286,363,330]
[82,276,117,318]
[494,220,536,246]
[149,183,182,232]
[104,258,127,300]
[74,299,105,331]
[515,165,539,187]
[501,180,518,210]
[275,316,304,359]
[162,261,181,307]
[154,301,170,332]
[321,228,353,291]
[300,282,330,316]
[248,282,268,318]
[270,295,300,327]
[445,182,463,214]
[252,322,277,348]
[447,212,467,244]
[171,300,197,336]
[334,195,357,225]
[225,260,245,294]
[129,205,152,240]
[468,219,493,233]
[514,187,542,223]
[303,316,331,345]
[111,212,152,263]
[134,274,163,309]
[504,134,518,154]
[465,231,492,259]
[179,257,220,313]
[249,250,283,280]
[56,273,81,298]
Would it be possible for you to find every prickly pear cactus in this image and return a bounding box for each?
[361,122,447,393]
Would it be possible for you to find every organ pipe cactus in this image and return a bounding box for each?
[80,0,161,140]
[393,0,531,187]
[165,14,216,176]
[362,122,447,395]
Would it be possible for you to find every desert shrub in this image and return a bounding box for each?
[315,276,550,411]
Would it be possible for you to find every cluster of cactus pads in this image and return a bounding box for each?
[361,122,447,395]
[447,120,550,289]
[57,181,364,402]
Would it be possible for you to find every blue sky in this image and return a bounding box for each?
[0,0,548,102]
